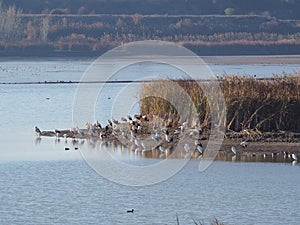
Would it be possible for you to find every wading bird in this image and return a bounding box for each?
[34,126,42,137]
[54,129,61,137]
[291,153,298,161]
[231,146,236,154]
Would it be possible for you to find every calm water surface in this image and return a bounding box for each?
[0,56,299,224]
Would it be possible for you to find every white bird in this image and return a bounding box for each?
[174,129,180,135]
[231,146,236,154]
[166,135,172,143]
[291,153,297,161]
[63,133,68,143]
[194,126,202,135]
[99,130,107,140]
[152,132,162,142]
[34,126,42,137]
[184,143,191,153]
[189,131,195,138]
[240,141,248,148]
[165,131,173,143]
[53,129,61,137]
[232,155,236,162]
[196,144,203,154]
[159,145,165,152]
[179,125,185,132]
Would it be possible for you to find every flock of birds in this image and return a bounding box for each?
[230,140,298,162]
[34,114,205,158]
[34,114,298,162]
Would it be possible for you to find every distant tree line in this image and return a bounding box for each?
[1,0,300,19]
[1,2,300,56]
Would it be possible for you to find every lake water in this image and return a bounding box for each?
[0,56,299,224]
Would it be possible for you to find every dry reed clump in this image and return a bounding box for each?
[140,74,300,133]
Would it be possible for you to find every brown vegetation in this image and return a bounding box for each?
[140,75,300,133]
[0,10,300,55]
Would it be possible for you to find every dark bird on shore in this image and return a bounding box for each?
[127,115,133,121]
[95,120,102,129]
[127,209,134,213]
[240,141,248,148]
[134,114,141,120]
[65,147,70,151]
[107,120,113,127]
[142,115,148,121]
[112,118,119,125]
[34,126,42,137]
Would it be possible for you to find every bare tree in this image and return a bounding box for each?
[40,16,50,42]
[0,4,23,42]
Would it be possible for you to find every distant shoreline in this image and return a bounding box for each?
[1,43,300,58]
[1,50,300,65]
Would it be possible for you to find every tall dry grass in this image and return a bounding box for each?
[140,74,300,132]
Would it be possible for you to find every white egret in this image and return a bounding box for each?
[196,144,203,154]
[231,146,236,154]
[184,143,191,153]
[291,153,297,161]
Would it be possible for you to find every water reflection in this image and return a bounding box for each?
[34,137,42,145]
[216,151,298,163]
[35,137,299,165]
